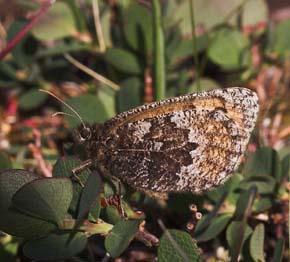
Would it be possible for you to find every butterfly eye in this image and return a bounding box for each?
[79,126,91,141]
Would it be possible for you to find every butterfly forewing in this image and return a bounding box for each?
[95,87,259,194]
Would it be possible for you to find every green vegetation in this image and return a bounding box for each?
[0,0,289,261]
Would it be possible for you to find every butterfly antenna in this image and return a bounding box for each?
[39,89,86,127]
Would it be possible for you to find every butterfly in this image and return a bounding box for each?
[69,87,259,196]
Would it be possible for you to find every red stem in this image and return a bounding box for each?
[0,0,55,60]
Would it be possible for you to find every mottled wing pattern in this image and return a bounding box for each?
[96,87,259,193]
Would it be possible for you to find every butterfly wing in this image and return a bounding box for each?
[96,87,259,193]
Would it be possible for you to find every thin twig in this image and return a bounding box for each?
[92,0,106,53]
[189,0,200,92]
[0,0,55,60]
[64,53,120,91]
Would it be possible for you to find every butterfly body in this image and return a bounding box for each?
[77,87,259,194]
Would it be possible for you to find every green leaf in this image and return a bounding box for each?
[102,205,123,225]
[18,89,48,110]
[166,0,238,35]
[252,196,273,213]
[31,2,77,41]
[272,238,285,262]
[241,0,268,30]
[23,232,87,260]
[223,173,244,205]
[250,223,265,262]
[98,85,116,120]
[53,156,90,217]
[226,221,253,261]
[118,77,142,112]
[105,220,140,258]
[280,153,290,181]
[0,151,12,171]
[0,169,55,239]
[244,147,279,177]
[195,214,232,242]
[194,192,227,235]
[7,19,37,67]
[105,48,143,74]
[239,175,276,194]
[208,28,249,68]
[233,186,257,221]
[124,2,153,55]
[158,229,202,262]
[72,172,102,235]
[63,94,109,127]
[273,20,290,58]
[188,77,221,93]
[13,177,73,226]
[170,34,209,65]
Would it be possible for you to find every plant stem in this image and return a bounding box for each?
[152,0,166,101]
[64,54,119,91]
[92,0,106,53]
[189,0,200,92]
[0,0,55,60]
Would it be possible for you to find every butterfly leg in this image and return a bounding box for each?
[71,159,93,187]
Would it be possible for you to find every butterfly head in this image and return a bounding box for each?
[73,124,94,145]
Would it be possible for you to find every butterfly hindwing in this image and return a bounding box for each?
[95,87,259,194]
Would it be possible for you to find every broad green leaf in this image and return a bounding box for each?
[241,0,268,29]
[158,229,202,262]
[252,196,273,213]
[169,34,209,65]
[105,220,140,258]
[166,0,240,35]
[208,28,249,68]
[244,147,279,177]
[0,62,18,87]
[280,153,290,181]
[273,20,290,58]
[23,232,87,260]
[102,205,123,225]
[272,238,285,262]
[233,186,257,221]
[13,177,73,226]
[72,172,102,233]
[18,89,48,110]
[98,85,116,119]
[226,221,252,261]
[188,78,221,93]
[250,223,265,262]
[0,170,55,239]
[31,2,77,41]
[105,48,143,74]
[224,173,244,205]
[239,175,276,194]
[63,94,108,127]
[7,19,37,67]
[195,214,232,242]
[0,238,18,261]
[118,77,142,112]
[53,156,90,217]
[124,2,153,55]
[0,151,12,171]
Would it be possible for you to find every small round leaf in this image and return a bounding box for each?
[158,229,202,262]
[105,220,140,258]
[13,177,73,225]
[23,232,87,260]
